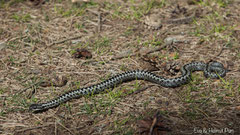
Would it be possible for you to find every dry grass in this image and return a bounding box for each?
[0,0,240,134]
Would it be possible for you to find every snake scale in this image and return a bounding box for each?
[29,61,226,113]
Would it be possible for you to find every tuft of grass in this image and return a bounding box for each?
[191,0,234,44]
[103,0,166,20]
[95,37,111,48]
[219,76,236,97]
[112,116,134,134]
[75,23,85,30]
[142,36,162,47]
[172,52,179,60]
[195,0,231,7]
[122,27,135,37]
[192,15,232,42]
[11,13,32,23]
[94,36,112,54]
[72,0,98,9]
[215,0,231,8]
[1,0,26,8]
[182,109,203,120]
[128,0,166,20]
[54,5,87,17]
[104,2,128,19]
[77,78,141,116]
[177,74,206,104]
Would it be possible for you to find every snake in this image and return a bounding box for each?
[29,61,226,113]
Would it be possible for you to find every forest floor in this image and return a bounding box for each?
[0,0,240,134]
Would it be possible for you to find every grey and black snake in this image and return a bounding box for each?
[29,61,227,113]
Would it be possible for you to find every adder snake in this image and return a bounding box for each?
[29,61,226,113]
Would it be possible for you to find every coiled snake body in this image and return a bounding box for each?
[29,62,226,113]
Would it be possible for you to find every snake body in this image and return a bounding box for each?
[29,62,226,113]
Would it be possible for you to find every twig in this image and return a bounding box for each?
[57,120,75,135]
[19,40,33,46]
[55,121,57,135]
[98,12,101,33]
[6,35,27,42]
[164,10,196,24]
[100,8,115,17]
[46,35,83,48]
[172,45,195,54]
[149,111,159,135]
[86,9,102,33]
[15,81,42,96]
[130,85,154,95]
[2,97,5,107]
[143,43,169,55]
[208,46,226,62]
[86,9,99,15]
[111,43,169,60]
[213,46,225,58]
[86,19,98,26]
[69,16,74,31]
[16,123,54,132]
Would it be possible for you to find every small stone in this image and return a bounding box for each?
[144,13,162,30]
[0,42,6,50]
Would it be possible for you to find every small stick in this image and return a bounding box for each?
[46,35,82,48]
[86,9,99,15]
[7,35,27,42]
[130,85,154,95]
[111,43,169,60]
[149,111,159,135]
[15,81,42,96]
[56,120,75,135]
[16,123,54,132]
[97,12,101,33]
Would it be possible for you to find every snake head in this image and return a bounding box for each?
[205,61,226,78]
[29,104,46,113]
[208,61,224,68]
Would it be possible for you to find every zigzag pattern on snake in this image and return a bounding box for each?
[29,61,226,113]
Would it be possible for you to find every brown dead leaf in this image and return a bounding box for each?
[233,25,240,31]
[29,0,46,6]
[137,112,171,135]
[235,106,240,111]
[73,48,92,59]
[72,0,90,3]
[169,52,177,59]
[224,96,232,100]
[40,76,68,87]
[187,0,201,5]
